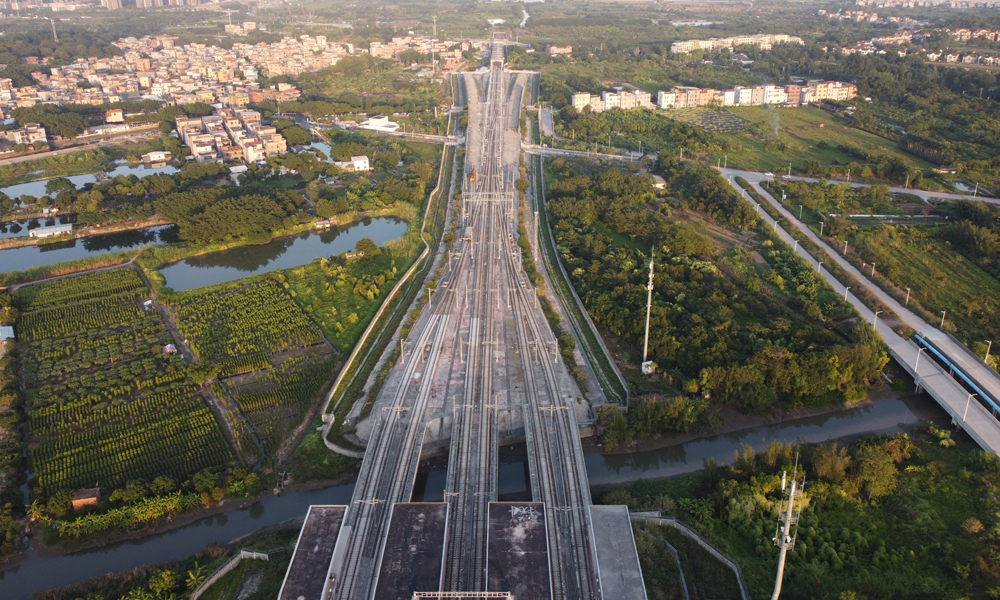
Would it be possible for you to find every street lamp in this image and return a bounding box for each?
[820,221,825,236]
[871,262,876,278]
[965,393,977,422]
[872,310,882,327]
[793,240,798,252]
[799,204,803,219]
[844,286,851,301]
[905,288,911,306]
[985,340,993,365]
[816,261,823,273]
[915,347,926,371]
[940,310,947,329]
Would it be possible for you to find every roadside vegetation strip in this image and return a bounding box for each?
[734,177,901,326]
[320,137,455,450]
[531,154,629,405]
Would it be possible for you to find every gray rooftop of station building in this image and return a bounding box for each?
[278,505,346,600]
[373,503,448,600]
[590,505,648,600]
[486,502,551,599]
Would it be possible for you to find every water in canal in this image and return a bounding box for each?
[158,217,408,292]
[0,395,948,599]
[0,225,178,274]
[0,484,356,600]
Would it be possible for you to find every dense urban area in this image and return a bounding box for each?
[3,0,1000,599]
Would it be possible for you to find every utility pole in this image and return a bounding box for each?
[641,251,655,375]
[432,15,437,37]
[771,460,805,600]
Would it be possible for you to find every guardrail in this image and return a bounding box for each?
[531,155,630,406]
[915,334,1000,414]
[319,108,456,458]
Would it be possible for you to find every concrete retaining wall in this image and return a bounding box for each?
[631,514,752,600]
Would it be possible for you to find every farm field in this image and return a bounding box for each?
[16,268,233,498]
[666,107,750,133]
[171,279,334,459]
[711,105,934,174]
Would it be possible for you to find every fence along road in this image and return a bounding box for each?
[718,168,1000,454]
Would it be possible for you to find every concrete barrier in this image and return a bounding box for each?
[190,548,284,600]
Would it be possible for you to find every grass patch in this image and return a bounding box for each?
[666,107,750,133]
[714,105,933,173]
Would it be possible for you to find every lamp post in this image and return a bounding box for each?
[793,240,798,252]
[799,204,803,219]
[940,310,947,329]
[816,261,823,274]
[905,288,911,306]
[964,393,977,422]
[820,221,825,236]
[915,347,926,372]
[986,340,993,365]
[844,239,848,254]
[844,286,851,301]
[871,262,876,278]
[872,310,882,327]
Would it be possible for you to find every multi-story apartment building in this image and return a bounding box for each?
[654,81,855,110]
[671,33,803,54]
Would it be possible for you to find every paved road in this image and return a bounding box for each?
[720,168,1000,453]
[523,144,650,163]
[755,171,1000,206]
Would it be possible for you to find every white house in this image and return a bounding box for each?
[334,155,371,172]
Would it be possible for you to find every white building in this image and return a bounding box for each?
[334,155,371,172]
[359,114,400,132]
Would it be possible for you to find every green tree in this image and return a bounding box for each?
[854,446,897,499]
[355,237,381,258]
[279,124,312,146]
[813,442,852,483]
[148,570,178,596]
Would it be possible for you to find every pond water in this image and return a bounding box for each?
[0,395,949,599]
[158,217,408,292]
[1,163,178,199]
[0,225,178,274]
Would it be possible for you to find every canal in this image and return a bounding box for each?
[0,394,947,599]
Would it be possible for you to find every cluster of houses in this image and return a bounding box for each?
[175,108,286,163]
[0,122,48,154]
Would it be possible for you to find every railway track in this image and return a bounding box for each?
[329,35,598,600]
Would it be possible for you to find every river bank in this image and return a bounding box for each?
[0,473,358,574]
[582,382,907,456]
[0,218,171,251]
[0,390,948,599]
